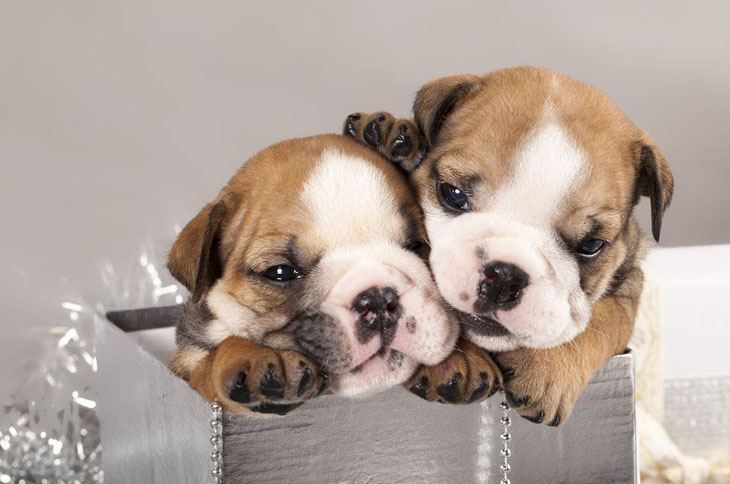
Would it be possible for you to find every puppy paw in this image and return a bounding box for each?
[343,112,425,171]
[406,339,502,404]
[494,347,588,426]
[192,337,328,415]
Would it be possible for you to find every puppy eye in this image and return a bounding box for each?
[438,182,471,212]
[405,239,425,252]
[263,264,302,282]
[577,238,606,258]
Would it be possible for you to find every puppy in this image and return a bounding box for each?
[344,66,674,425]
[166,134,467,414]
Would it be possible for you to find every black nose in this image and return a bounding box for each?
[352,287,401,346]
[478,261,529,310]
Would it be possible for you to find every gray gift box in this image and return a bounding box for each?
[96,306,637,483]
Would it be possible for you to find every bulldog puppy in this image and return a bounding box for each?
[166,134,466,414]
[344,66,674,425]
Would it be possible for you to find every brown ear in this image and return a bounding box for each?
[413,74,482,148]
[636,138,674,242]
[168,200,227,303]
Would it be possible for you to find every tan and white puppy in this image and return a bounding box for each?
[345,66,674,425]
[167,134,463,414]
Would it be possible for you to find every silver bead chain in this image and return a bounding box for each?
[210,400,224,483]
[498,390,512,484]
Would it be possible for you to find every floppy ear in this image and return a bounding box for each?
[636,138,674,242]
[413,74,482,148]
[168,199,227,303]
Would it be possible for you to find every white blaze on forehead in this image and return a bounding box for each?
[492,117,589,227]
[301,149,402,247]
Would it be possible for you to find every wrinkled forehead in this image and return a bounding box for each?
[432,73,639,223]
[297,149,411,252]
[225,136,416,263]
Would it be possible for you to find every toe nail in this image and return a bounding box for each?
[259,364,284,399]
[468,372,491,403]
[316,372,330,395]
[390,132,412,159]
[488,378,502,398]
[506,392,530,407]
[548,415,562,427]
[229,372,252,403]
[364,120,380,147]
[468,384,488,403]
[344,114,361,137]
[409,375,429,400]
[524,411,545,424]
[436,373,463,403]
[410,385,428,400]
[344,121,357,137]
[297,361,313,397]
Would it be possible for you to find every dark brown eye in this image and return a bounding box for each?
[577,239,606,258]
[438,182,470,212]
[405,240,425,253]
[263,264,301,282]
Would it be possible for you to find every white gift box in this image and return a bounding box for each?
[646,245,730,457]
[95,307,637,483]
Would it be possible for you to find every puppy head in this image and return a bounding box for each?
[408,66,673,351]
[168,134,457,396]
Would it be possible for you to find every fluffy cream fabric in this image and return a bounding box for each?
[632,271,730,483]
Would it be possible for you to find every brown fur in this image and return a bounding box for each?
[169,135,422,351]
[407,339,502,404]
[344,66,674,424]
[494,262,644,425]
[168,134,427,413]
[186,337,325,414]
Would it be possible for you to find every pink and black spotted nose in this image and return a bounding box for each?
[352,286,402,347]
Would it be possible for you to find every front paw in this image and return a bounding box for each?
[200,337,328,415]
[343,112,425,171]
[494,348,587,426]
[406,339,502,404]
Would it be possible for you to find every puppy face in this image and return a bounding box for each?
[169,135,457,396]
[408,67,673,351]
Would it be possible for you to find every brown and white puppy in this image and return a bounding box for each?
[167,134,465,414]
[344,66,674,425]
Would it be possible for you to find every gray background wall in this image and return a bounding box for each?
[1,1,729,395]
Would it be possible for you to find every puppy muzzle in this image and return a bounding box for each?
[429,212,590,350]
[291,257,457,396]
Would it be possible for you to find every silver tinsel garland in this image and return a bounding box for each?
[0,243,184,483]
[0,304,103,484]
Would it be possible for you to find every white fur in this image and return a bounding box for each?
[203,150,458,397]
[174,346,208,375]
[301,150,403,249]
[298,153,458,395]
[425,111,592,350]
[492,120,589,227]
[331,351,420,398]
[206,282,288,344]
[311,243,457,392]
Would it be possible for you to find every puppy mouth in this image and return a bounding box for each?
[349,347,404,374]
[292,310,405,376]
[449,307,512,337]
